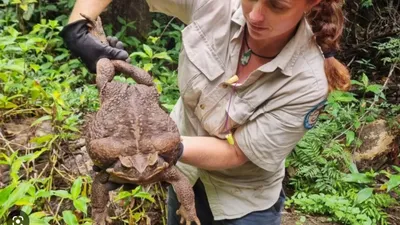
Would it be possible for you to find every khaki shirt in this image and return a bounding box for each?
[147,0,328,220]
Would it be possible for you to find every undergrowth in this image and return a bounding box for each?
[1,0,399,225]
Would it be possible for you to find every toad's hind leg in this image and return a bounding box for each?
[91,172,111,225]
[162,167,200,225]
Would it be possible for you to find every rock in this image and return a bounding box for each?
[0,117,54,187]
[0,117,53,150]
[63,150,94,177]
[0,164,10,188]
[354,119,397,171]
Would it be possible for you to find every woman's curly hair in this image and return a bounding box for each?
[307,0,351,92]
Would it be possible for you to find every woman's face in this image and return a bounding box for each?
[241,0,320,40]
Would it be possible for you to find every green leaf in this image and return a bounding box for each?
[45,4,57,11]
[153,52,172,61]
[73,197,88,215]
[10,158,23,183]
[22,3,35,20]
[62,210,79,225]
[117,16,126,25]
[366,84,383,94]
[143,63,153,72]
[328,91,358,103]
[19,148,48,162]
[52,91,66,107]
[30,134,54,145]
[30,211,47,219]
[2,64,25,74]
[7,26,20,38]
[361,73,369,87]
[355,188,373,204]
[51,190,71,199]
[130,52,149,59]
[54,53,68,61]
[29,217,50,225]
[342,173,373,184]
[149,36,159,44]
[71,177,82,199]
[345,130,355,146]
[115,191,133,201]
[393,166,400,173]
[35,190,51,199]
[30,63,41,72]
[349,162,359,174]
[0,184,16,205]
[31,115,52,127]
[0,182,31,217]
[351,80,364,86]
[134,192,155,203]
[143,44,153,58]
[15,196,35,206]
[1,102,18,109]
[387,175,400,191]
[353,120,361,129]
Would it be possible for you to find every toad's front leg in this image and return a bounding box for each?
[87,137,131,168]
[162,167,200,225]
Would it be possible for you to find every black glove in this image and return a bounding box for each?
[59,19,129,73]
[160,142,184,165]
[92,165,138,191]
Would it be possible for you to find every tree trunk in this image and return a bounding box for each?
[102,0,152,40]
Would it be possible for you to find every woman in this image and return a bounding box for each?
[61,0,351,224]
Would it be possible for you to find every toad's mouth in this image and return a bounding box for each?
[106,160,169,183]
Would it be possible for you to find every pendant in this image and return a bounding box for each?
[240,49,252,66]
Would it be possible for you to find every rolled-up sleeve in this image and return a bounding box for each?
[234,109,307,172]
[145,0,207,24]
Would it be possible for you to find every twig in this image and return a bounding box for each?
[54,198,64,224]
[158,17,176,42]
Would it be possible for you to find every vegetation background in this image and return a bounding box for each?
[0,0,399,224]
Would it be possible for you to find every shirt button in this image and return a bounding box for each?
[200,104,205,109]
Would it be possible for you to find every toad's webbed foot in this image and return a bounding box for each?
[177,205,201,225]
[162,167,201,225]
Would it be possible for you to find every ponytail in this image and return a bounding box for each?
[306,0,351,92]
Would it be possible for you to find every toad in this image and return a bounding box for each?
[83,15,200,225]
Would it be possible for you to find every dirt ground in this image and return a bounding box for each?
[281,211,341,225]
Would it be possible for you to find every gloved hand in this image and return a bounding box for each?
[92,165,138,191]
[59,19,129,73]
[160,142,184,165]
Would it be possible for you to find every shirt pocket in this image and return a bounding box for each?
[178,22,225,109]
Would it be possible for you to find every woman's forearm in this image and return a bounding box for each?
[68,0,112,23]
[179,136,248,170]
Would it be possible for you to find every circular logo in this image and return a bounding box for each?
[7,210,29,225]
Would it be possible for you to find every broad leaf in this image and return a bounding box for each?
[355,188,373,204]
[387,175,400,191]
[62,210,79,225]
[71,177,82,200]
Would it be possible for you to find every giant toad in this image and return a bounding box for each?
[83,15,200,225]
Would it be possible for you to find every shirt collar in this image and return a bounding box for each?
[231,5,316,77]
[259,17,315,76]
